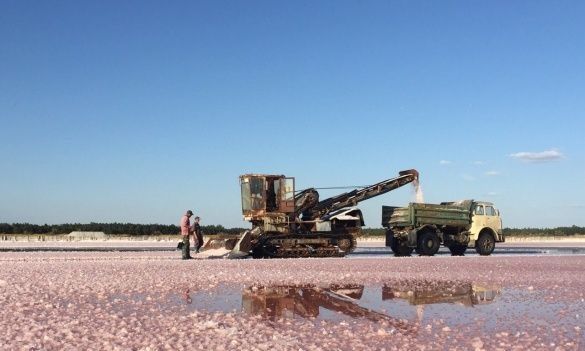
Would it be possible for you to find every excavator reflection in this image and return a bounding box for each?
[241,281,500,327]
[242,284,413,334]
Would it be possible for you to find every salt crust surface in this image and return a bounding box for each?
[3,238,585,249]
[1,253,584,350]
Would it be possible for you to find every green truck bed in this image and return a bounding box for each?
[382,200,474,228]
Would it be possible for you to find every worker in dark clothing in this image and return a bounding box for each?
[180,210,193,259]
[191,216,203,253]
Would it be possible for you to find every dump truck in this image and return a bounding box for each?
[382,200,504,256]
[228,169,419,259]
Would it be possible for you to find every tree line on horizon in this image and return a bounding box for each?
[0,223,247,236]
[362,225,585,237]
[1,223,584,237]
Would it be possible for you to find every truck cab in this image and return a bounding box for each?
[468,201,505,251]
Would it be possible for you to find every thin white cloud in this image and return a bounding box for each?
[485,170,501,176]
[439,160,452,165]
[473,161,485,165]
[509,149,565,163]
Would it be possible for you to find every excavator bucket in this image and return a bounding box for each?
[201,235,238,251]
[198,230,256,258]
[227,229,254,258]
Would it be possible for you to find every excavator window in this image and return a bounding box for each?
[266,178,278,211]
[241,179,252,211]
[278,177,295,213]
[283,178,294,201]
[241,177,266,212]
[250,177,265,210]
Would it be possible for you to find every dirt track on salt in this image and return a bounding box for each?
[1,252,583,350]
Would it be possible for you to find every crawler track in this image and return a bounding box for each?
[251,232,357,258]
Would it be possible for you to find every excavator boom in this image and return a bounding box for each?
[302,169,419,220]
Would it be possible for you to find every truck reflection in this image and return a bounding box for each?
[382,281,500,307]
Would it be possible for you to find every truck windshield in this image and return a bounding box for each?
[474,205,484,215]
[485,206,496,216]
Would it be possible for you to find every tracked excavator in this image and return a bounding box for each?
[226,169,419,258]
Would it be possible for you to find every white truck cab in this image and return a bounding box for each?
[469,201,505,253]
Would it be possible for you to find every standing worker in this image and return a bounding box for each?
[191,216,203,253]
[180,210,193,259]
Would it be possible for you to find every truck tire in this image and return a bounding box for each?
[388,234,413,257]
[448,244,467,256]
[475,232,495,256]
[417,230,440,256]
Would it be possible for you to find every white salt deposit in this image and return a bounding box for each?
[0,252,583,350]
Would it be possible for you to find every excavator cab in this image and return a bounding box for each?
[240,174,295,220]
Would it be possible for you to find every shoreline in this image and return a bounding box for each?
[2,234,585,249]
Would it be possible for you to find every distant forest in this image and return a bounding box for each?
[360,226,585,237]
[1,223,584,237]
[0,223,246,235]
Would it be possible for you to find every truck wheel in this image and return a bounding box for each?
[448,244,467,256]
[417,230,440,256]
[386,230,409,256]
[475,232,495,256]
[389,235,413,257]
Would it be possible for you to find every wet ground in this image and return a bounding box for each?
[3,241,585,257]
[354,245,585,257]
[0,251,584,350]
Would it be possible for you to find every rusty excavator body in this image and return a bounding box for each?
[226,169,419,259]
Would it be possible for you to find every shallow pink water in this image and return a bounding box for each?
[0,253,583,350]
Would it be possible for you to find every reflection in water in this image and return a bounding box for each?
[241,280,500,325]
[382,281,501,307]
[382,281,501,323]
[183,288,192,304]
[242,285,369,320]
[242,283,415,333]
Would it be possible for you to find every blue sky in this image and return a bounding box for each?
[1,1,584,228]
